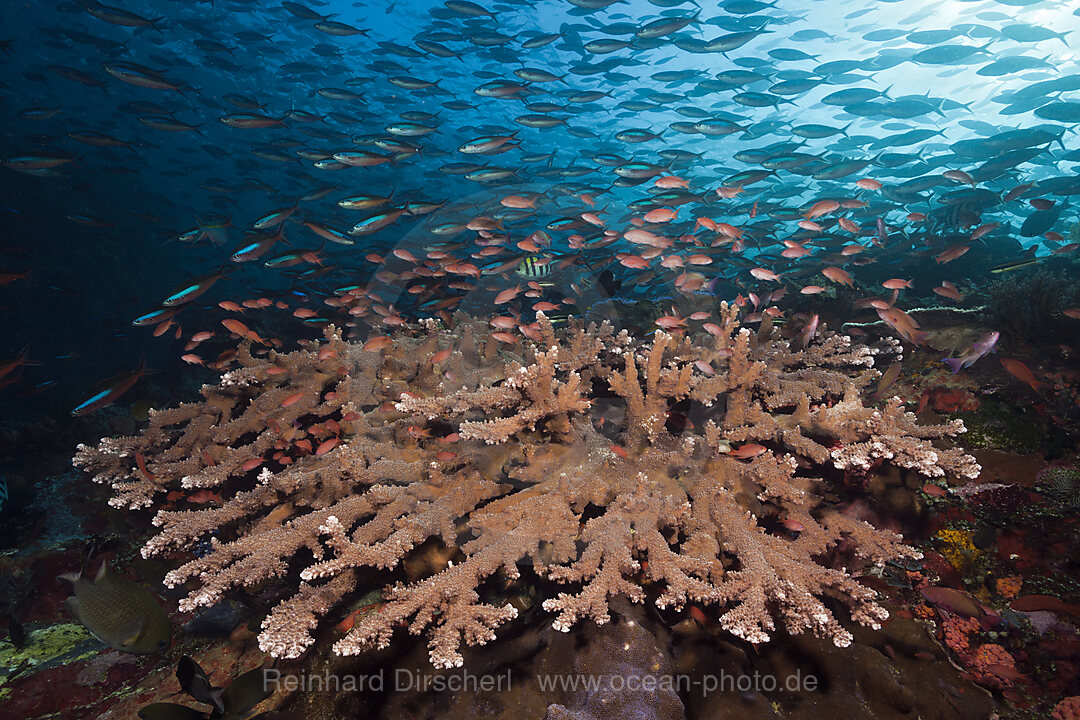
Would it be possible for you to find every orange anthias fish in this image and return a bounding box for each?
[874,361,903,399]
[750,267,781,282]
[933,281,963,301]
[876,306,928,346]
[934,244,970,264]
[803,199,839,219]
[221,318,268,345]
[0,267,33,289]
[727,443,767,460]
[655,315,686,330]
[643,207,677,223]
[0,343,35,382]
[1000,358,1045,394]
[821,266,853,286]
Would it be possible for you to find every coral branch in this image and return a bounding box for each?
[75,316,978,666]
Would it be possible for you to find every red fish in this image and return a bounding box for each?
[315,438,340,455]
[655,315,685,330]
[838,217,860,234]
[186,490,223,504]
[1000,358,1045,394]
[750,267,781,282]
[643,207,677,223]
[876,307,928,346]
[800,314,819,348]
[494,285,521,304]
[1011,595,1080,617]
[727,443,767,459]
[821,266,853,286]
[934,244,969,264]
[933,281,963,301]
[363,336,392,351]
[803,199,838,219]
[874,361,903,399]
[0,343,34,382]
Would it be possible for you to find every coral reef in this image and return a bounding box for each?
[986,267,1080,345]
[1038,463,1080,509]
[74,309,979,669]
[1055,696,1080,720]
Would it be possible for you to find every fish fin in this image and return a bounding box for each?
[210,688,226,714]
[942,358,963,374]
[65,597,81,621]
[94,562,109,582]
[117,616,149,649]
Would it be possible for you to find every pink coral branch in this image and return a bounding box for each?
[74,316,978,666]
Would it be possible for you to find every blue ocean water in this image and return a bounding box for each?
[1,0,1078,419]
[1,1,1080,717]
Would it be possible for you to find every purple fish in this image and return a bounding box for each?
[943,331,999,374]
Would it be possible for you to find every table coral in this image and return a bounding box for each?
[74,309,979,668]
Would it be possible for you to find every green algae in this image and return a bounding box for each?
[0,622,101,697]
[953,396,1050,454]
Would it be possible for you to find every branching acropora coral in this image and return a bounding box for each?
[74,307,980,668]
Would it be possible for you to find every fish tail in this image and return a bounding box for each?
[942,357,964,374]
[910,329,930,347]
[15,343,35,366]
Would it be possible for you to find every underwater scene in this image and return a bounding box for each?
[3,0,1080,718]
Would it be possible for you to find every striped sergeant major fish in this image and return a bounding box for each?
[515,255,554,279]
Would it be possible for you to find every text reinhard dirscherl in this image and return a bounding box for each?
[262,668,819,697]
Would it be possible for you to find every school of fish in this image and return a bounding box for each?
[2,0,1080,411]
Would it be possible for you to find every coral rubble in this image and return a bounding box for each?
[74,309,979,668]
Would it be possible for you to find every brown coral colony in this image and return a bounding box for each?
[74,305,979,669]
